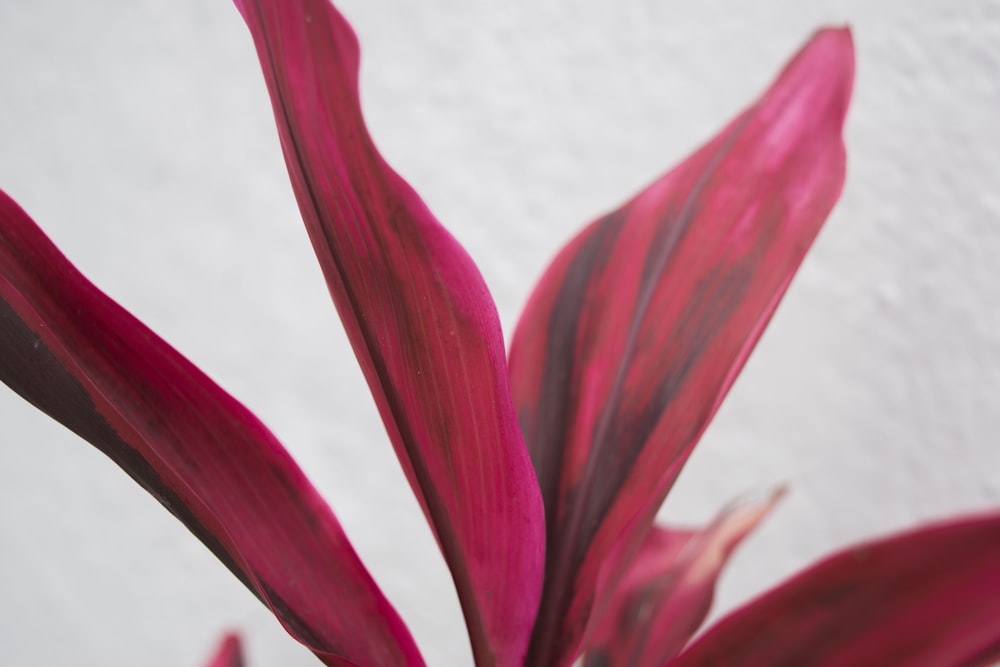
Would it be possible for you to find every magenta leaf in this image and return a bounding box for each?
[510,29,854,665]
[583,491,784,667]
[0,191,423,667]
[204,633,245,667]
[231,1,545,665]
[668,511,1000,666]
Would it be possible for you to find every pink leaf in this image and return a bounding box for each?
[668,511,1000,667]
[231,1,545,665]
[0,191,422,667]
[583,490,784,667]
[204,633,245,667]
[510,29,854,666]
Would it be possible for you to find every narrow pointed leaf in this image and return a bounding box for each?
[232,1,545,665]
[0,191,423,667]
[584,491,783,667]
[668,511,1000,667]
[511,29,854,665]
[204,633,245,667]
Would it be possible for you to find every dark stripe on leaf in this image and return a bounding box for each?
[529,209,626,532]
[0,296,246,587]
[0,295,342,657]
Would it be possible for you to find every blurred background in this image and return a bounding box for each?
[1,0,998,665]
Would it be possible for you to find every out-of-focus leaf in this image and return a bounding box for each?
[668,511,1000,667]
[204,633,245,667]
[584,491,783,667]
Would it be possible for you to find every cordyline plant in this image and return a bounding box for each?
[2,1,999,666]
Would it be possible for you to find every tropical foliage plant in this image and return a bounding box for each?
[2,1,998,666]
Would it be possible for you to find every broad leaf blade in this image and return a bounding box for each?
[584,491,783,667]
[668,511,1000,667]
[232,2,545,665]
[0,191,423,667]
[511,29,854,666]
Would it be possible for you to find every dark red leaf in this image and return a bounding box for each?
[510,29,854,665]
[668,511,1000,667]
[231,2,545,665]
[584,491,783,667]
[0,191,422,667]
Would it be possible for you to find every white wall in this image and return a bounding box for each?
[1,1,998,665]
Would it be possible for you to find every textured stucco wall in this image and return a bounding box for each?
[1,1,999,665]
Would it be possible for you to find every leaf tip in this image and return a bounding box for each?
[800,25,856,129]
